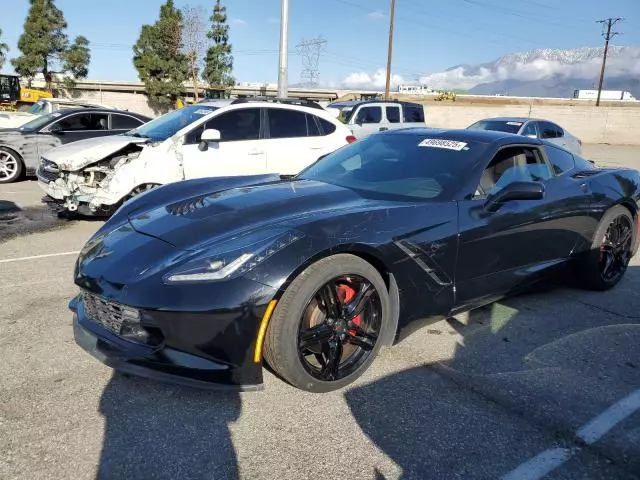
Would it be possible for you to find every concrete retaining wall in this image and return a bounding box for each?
[426,105,640,145]
[61,89,639,146]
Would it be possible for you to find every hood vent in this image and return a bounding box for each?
[166,196,208,216]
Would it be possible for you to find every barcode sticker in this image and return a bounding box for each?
[418,138,468,151]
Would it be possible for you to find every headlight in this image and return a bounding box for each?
[163,230,304,284]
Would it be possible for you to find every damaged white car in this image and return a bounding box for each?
[38,99,354,216]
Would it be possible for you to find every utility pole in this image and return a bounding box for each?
[595,17,623,106]
[384,0,396,100]
[277,0,289,98]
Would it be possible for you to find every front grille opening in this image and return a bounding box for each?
[82,292,164,347]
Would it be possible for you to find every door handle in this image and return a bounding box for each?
[580,182,589,192]
[248,149,264,155]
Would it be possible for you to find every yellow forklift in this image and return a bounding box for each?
[0,74,53,111]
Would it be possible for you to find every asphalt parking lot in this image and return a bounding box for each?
[1,144,639,480]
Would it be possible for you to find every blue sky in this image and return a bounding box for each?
[1,0,639,87]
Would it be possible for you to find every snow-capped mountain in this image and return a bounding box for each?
[418,46,640,98]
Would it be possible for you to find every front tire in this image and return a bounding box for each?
[579,205,634,291]
[0,147,23,184]
[263,254,391,393]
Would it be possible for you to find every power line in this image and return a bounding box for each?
[596,17,624,106]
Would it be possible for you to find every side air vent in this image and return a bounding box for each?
[166,196,208,216]
[572,170,601,179]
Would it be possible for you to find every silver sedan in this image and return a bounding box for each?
[467,117,583,155]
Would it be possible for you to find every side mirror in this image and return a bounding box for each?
[49,123,63,133]
[485,181,544,212]
[198,128,221,152]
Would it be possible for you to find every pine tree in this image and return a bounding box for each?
[202,0,235,89]
[0,29,8,70]
[11,0,91,90]
[133,0,189,112]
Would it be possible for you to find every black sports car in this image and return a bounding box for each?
[0,107,151,183]
[70,128,640,392]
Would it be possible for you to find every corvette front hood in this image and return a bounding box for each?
[128,179,375,250]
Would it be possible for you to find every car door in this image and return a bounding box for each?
[539,121,569,150]
[110,113,146,134]
[264,107,320,175]
[402,103,427,128]
[454,144,592,309]
[520,121,539,138]
[349,104,384,139]
[44,111,111,145]
[384,105,403,132]
[180,107,268,179]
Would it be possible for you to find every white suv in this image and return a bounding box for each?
[38,98,355,216]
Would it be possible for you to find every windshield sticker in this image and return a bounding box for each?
[506,121,523,126]
[194,109,212,115]
[418,138,468,151]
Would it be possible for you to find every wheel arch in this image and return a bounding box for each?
[273,243,400,347]
[617,199,640,255]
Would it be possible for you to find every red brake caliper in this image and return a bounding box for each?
[336,284,361,336]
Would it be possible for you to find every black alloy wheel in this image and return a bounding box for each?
[580,205,635,291]
[599,214,633,283]
[297,275,382,382]
[263,254,391,393]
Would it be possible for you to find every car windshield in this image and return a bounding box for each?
[467,120,523,134]
[297,133,489,200]
[27,100,48,115]
[19,112,59,131]
[126,105,218,141]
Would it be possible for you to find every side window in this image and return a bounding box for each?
[355,106,382,124]
[317,117,336,135]
[552,123,564,138]
[306,114,322,137]
[111,114,143,130]
[206,108,261,142]
[475,146,552,198]
[386,106,401,123]
[403,104,425,123]
[521,122,538,137]
[268,108,308,139]
[545,145,575,175]
[54,113,109,131]
[539,122,558,139]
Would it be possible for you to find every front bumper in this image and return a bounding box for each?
[70,295,265,391]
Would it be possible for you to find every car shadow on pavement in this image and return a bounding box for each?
[97,374,241,480]
[0,199,70,243]
[345,267,640,479]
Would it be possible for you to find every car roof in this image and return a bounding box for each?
[477,117,555,124]
[387,127,542,145]
[351,99,423,108]
[198,100,236,107]
[48,107,148,117]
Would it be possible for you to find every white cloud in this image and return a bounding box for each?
[231,18,248,27]
[366,10,386,20]
[418,47,640,90]
[341,68,404,90]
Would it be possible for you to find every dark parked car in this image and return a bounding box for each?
[70,129,639,393]
[0,108,151,183]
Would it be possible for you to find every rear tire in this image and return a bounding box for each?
[0,147,24,184]
[579,205,634,291]
[263,254,391,393]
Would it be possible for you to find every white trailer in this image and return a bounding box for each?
[573,89,637,101]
